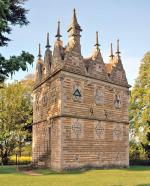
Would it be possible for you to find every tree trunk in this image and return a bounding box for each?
[2,155,9,165]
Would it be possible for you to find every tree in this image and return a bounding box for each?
[0,0,34,82]
[0,81,33,164]
[129,52,150,159]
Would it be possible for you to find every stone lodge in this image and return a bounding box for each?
[32,9,130,170]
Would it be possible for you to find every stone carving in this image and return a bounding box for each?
[72,84,82,102]
[74,154,80,162]
[90,107,94,117]
[96,64,103,72]
[71,119,83,138]
[104,110,111,120]
[117,70,123,80]
[105,85,114,92]
[94,121,105,139]
[95,89,104,105]
[113,124,123,140]
[114,94,121,109]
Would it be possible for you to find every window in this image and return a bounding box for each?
[95,89,104,105]
[114,94,121,109]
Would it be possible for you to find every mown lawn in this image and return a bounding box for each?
[0,166,150,186]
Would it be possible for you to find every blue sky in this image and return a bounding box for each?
[2,0,150,86]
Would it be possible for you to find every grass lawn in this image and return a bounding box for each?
[0,166,150,186]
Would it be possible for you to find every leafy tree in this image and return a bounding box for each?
[0,0,34,82]
[129,52,150,159]
[0,80,33,165]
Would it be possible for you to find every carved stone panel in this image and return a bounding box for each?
[94,121,105,139]
[72,83,83,102]
[96,63,103,72]
[113,124,123,140]
[71,119,84,138]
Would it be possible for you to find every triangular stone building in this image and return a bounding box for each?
[32,9,130,170]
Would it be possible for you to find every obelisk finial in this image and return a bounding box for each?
[55,21,62,40]
[109,43,114,59]
[116,39,121,57]
[94,31,100,48]
[38,43,42,59]
[46,33,51,48]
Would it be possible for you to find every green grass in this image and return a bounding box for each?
[0,166,150,186]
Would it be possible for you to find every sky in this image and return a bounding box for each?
[1,0,150,86]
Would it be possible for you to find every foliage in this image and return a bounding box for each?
[0,0,29,47]
[0,166,150,186]
[0,51,34,83]
[0,0,34,82]
[0,80,33,165]
[129,140,146,160]
[129,52,150,159]
[10,155,32,165]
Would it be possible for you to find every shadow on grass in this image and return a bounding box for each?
[29,166,150,175]
[125,166,150,172]
[0,165,150,175]
[136,184,150,186]
[0,166,18,174]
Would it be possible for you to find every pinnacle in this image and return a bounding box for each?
[46,33,51,48]
[55,21,62,40]
[38,43,42,59]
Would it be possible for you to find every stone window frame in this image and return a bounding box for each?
[113,91,122,109]
[94,85,105,106]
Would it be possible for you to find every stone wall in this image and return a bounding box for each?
[61,71,129,124]
[32,118,62,170]
[61,118,129,169]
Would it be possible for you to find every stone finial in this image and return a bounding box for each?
[92,32,103,61]
[55,21,62,40]
[68,8,82,32]
[109,43,114,59]
[116,39,121,57]
[95,31,100,48]
[46,33,51,48]
[38,43,42,59]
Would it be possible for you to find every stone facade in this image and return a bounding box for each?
[32,9,130,171]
